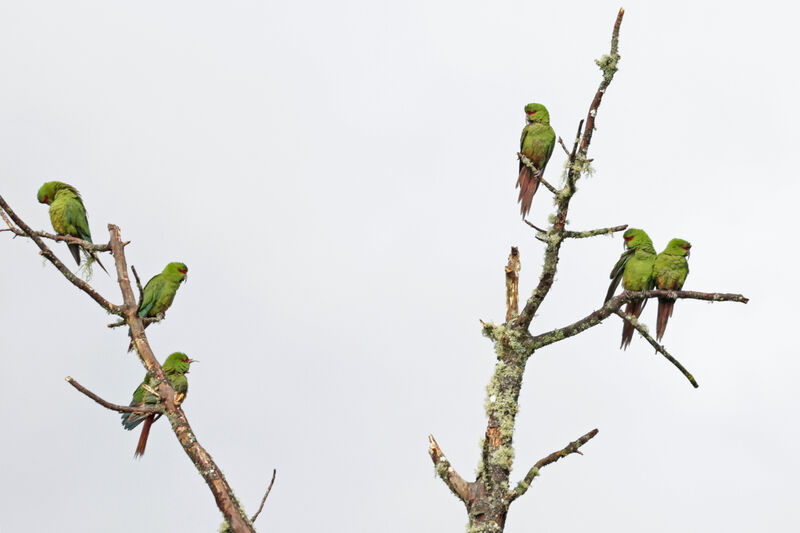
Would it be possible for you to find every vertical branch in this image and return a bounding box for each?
[505,247,520,321]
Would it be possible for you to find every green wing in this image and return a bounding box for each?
[605,248,634,303]
[64,197,92,242]
[139,275,166,317]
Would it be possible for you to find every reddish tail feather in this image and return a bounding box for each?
[620,300,644,350]
[516,166,540,218]
[135,415,155,458]
[656,297,675,341]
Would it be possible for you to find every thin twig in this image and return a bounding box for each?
[615,310,698,388]
[517,153,559,194]
[131,265,145,306]
[0,195,121,315]
[563,224,628,239]
[65,377,163,415]
[523,220,548,234]
[251,469,277,523]
[428,434,470,504]
[558,136,570,156]
[509,428,599,502]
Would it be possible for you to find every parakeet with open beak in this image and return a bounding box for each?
[121,352,195,457]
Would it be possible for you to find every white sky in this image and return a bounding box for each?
[1,1,797,531]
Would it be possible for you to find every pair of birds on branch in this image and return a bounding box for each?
[605,229,691,349]
[36,181,191,456]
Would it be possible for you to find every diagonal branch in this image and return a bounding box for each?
[615,310,698,388]
[428,434,470,504]
[106,224,255,532]
[65,376,163,415]
[508,428,599,502]
[0,195,121,315]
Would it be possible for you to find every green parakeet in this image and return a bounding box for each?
[36,181,108,274]
[127,262,188,351]
[517,103,556,218]
[605,228,656,349]
[653,238,691,341]
[121,352,195,457]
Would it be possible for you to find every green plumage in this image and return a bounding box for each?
[517,103,556,218]
[605,228,656,349]
[121,352,195,457]
[128,262,188,351]
[654,238,691,341]
[36,181,107,273]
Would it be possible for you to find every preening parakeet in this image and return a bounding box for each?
[654,238,691,341]
[121,352,195,457]
[605,228,656,349]
[36,181,108,274]
[517,103,556,218]
[128,262,188,352]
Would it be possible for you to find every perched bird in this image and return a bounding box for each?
[605,228,657,349]
[128,262,188,352]
[36,181,107,274]
[653,238,691,341]
[121,352,195,457]
[517,103,556,218]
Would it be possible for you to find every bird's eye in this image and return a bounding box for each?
[624,236,633,242]
[528,111,537,115]
[178,269,187,274]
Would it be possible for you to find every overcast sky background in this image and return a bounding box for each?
[1,1,797,531]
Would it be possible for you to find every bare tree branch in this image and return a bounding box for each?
[505,247,520,321]
[131,265,145,305]
[557,136,570,156]
[0,225,115,253]
[532,289,748,352]
[508,428,599,502]
[615,310,698,388]
[0,195,121,315]
[65,376,163,415]
[106,224,256,533]
[251,469,277,523]
[428,435,470,504]
[563,224,628,238]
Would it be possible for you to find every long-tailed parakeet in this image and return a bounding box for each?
[121,352,195,457]
[128,262,188,351]
[516,103,556,218]
[653,238,691,341]
[36,181,108,274]
[605,228,656,349]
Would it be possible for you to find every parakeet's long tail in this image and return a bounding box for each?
[620,300,644,350]
[516,166,540,218]
[67,243,82,266]
[134,415,155,458]
[656,297,676,341]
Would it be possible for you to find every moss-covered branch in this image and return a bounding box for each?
[563,224,628,239]
[428,435,470,504]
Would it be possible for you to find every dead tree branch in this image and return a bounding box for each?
[509,428,599,502]
[251,469,277,523]
[428,434,470,504]
[65,376,163,415]
[563,224,628,238]
[505,247,520,321]
[615,310,698,388]
[0,195,121,315]
[105,224,255,532]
